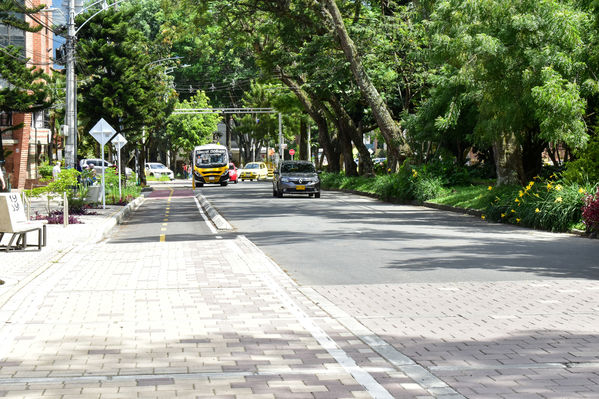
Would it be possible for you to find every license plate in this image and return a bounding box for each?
[296,185,306,191]
[209,177,216,181]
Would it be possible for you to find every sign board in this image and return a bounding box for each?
[111,133,127,150]
[89,118,116,146]
[289,149,296,156]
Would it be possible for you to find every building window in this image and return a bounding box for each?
[0,112,12,126]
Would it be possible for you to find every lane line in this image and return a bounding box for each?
[194,196,217,234]
[302,287,465,399]
[234,236,394,399]
[158,188,174,242]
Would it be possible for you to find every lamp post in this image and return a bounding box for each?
[55,0,129,168]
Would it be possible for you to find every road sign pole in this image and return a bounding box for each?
[101,142,105,209]
[118,145,122,200]
[278,113,283,163]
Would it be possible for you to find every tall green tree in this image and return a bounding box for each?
[165,91,221,155]
[75,6,176,184]
[419,0,592,184]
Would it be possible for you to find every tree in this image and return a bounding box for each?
[318,0,403,171]
[420,0,592,185]
[75,6,176,185]
[166,91,221,156]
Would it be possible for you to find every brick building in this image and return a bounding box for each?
[1,0,54,190]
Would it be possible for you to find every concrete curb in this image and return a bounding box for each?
[196,193,233,231]
[91,195,146,243]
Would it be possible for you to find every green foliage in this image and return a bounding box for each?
[563,136,599,184]
[27,169,81,203]
[166,91,221,153]
[38,161,54,179]
[485,178,593,232]
[429,185,492,211]
[76,5,175,157]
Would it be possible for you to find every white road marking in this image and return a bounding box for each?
[194,196,217,234]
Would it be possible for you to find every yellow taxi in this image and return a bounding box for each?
[240,162,269,181]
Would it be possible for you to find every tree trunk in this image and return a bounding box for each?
[299,117,309,161]
[320,0,402,171]
[277,70,340,172]
[492,132,524,186]
[521,131,545,182]
[328,95,374,175]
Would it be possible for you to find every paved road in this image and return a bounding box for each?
[198,181,599,285]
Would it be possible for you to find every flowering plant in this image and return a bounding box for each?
[582,187,599,233]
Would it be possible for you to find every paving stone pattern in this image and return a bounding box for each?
[309,281,599,399]
[0,234,436,398]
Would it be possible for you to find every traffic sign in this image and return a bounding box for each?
[289,149,296,156]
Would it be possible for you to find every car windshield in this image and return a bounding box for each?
[281,163,316,173]
[245,163,259,169]
[196,150,227,167]
[149,164,166,169]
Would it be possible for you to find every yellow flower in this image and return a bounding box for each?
[527,181,535,189]
[516,218,521,223]
[555,184,562,191]
[488,186,493,191]
[547,183,553,190]
[519,190,524,197]
[555,197,563,203]
[535,208,540,213]
[534,193,540,198]
[501,213,506,218]
[515,198,520,203]
[481,215,486,220]
[533,176,539,180]
[511,209,516,213]
[579,188,586,194]
[411,169,417,177]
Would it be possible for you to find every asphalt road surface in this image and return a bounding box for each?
[198,180,599,285]
[109,187,218,244]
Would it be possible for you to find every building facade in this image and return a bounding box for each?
[1,0,54,190]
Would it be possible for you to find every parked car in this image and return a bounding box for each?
[228,163,238,184]
[80,158,132,178]
[239,162,268,181]
[145,162,174,180]
[273,160,320,198]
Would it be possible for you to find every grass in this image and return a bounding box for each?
[427,185,491,210]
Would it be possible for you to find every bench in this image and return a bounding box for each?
[0,193,47,251]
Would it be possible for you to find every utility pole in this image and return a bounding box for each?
[64,0,77,169]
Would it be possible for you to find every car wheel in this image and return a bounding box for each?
[315,192,320,198]
[308,193,313,197]
[277,190,283,198]
[221,182,228,187]
[273,189,277,197]
[197,182,204,187]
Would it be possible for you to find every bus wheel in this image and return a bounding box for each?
[221,182,228,187]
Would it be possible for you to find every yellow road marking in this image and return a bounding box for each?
[160,188,174,242]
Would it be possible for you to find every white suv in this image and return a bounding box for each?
[145,162,174,180]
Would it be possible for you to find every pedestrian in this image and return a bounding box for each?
[0,165,6,191]
[52,160,61,180]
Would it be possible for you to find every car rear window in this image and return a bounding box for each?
[281,163,315,173]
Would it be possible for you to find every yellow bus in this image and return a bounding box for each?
[191,144,230,188]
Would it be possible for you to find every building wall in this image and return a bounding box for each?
[1,0,53,190]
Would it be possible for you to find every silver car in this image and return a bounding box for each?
[273,160,321,198]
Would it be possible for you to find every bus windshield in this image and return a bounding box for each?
[195,149,227,167]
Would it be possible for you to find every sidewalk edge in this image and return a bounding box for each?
[196,193,233,231]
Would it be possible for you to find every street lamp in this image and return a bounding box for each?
[45,0,130,169]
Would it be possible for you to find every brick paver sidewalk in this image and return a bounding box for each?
[305,280,599,399]
[0,233,448,398]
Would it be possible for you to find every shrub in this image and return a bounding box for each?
[582,187,599,233]
[32,210,82,224]
[485,178,591,232]
[563,136,599,184]
[38,161,54,178]
[414,175,446,202]
[419,159,471,186]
